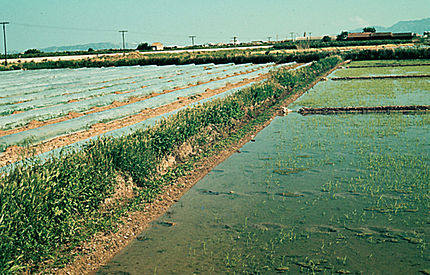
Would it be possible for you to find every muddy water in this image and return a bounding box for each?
[98,112,429,274]
[98,63,429,274]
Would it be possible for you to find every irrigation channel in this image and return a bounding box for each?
[98,60,429,274]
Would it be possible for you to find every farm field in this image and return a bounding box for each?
[98,60,429,274]
[0,56,342,273]
[0,62,294,167]
[292,61,430,108]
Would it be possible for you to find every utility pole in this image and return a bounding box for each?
[119,30,128,55]
[232,36,238,45]
[309,32,312,41]
[267,36,272,43]
[290,32,295,42]
[1,22,9,66]
[189,35,196,46]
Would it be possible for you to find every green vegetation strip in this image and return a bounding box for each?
[298,105,430,115]
[0,56,342,273]
[273,39,413,50]
[332,74,430,80]
[347,63,430,68]
[2,47,430,71]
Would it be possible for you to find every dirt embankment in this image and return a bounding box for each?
[45,60,347,275]
[347,63,430,68]
[332,74,430,80]
[298,105,430,115]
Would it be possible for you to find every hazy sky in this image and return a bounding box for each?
[1,0,429,52]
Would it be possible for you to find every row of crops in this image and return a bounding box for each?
[0,62,297,153]
[99,59,429,274]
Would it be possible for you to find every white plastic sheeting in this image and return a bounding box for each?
[0,63,264,129]
[0,82,258,173]
[0,64,235,114]
[0,62,295,150]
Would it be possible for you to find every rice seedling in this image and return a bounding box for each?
[107,62,428,273]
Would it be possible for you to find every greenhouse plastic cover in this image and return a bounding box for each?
[0,63,264,129]
[0,81,257,173]
[0,62,295,151]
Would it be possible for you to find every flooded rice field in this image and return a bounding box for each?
[98,60,429,274]
[294,63,430,109]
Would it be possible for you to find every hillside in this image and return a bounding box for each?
[350,17,430,33]
[41,42,122,52]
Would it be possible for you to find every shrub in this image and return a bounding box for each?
[24,49,42,55]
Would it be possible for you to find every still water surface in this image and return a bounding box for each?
[99,63,429,274]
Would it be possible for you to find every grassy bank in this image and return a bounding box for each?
[273,39,413,50]
[0,56,340,272]
[342,47,430,60]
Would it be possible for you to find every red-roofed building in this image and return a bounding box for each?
[347,32,415,41]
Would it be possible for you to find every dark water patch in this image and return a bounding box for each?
[197,189,246,197]
[259,157,273,161]
[297,154,311,158]
[273,167,309,175]
[276,192,304,198]
[155,221,176,227]
[197,189,220,195]
[136,235,150,242]
[306,225,340,234]
[210,169,224,173]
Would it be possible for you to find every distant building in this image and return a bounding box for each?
[251,41,264,45]
[347,32,374,40]
[347,32,415,41]
[295,37,307,41]
[391,33,415,40]
[151,42,164,51]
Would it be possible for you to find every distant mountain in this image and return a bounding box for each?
[389,18,430,33]
[350,17,430,34]
[40,42,122,52]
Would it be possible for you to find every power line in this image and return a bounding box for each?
[232,36,238,45]
[1,22,9,66]
[189,35,196,46]
[11,22,206,39]
[9,21,277,46]
[119,30,128,54]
